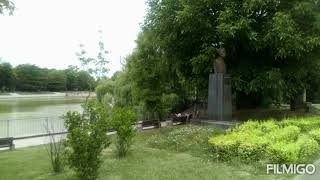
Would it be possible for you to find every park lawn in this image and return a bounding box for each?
[0,126,290,180]
[0,92,10,95]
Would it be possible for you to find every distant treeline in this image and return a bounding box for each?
[0,62,95,92]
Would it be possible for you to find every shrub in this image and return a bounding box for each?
[208,134,239,161]
[46,136,66,173]
[45,121,66,173]
[297,135,320,163]
[281,118,320,132]
[309,128,320,144]
[267,135,319,164]
[64,100,111,180]
[112,107,137,157]
[209,131,269,162]
[232,120,279,134]
[267,141,300,164]
[231,120,260,133]
[236,133,269,162]
[209,118,320,163]
[266,125,300,142]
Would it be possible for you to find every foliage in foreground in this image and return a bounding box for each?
[112,107,137,157]
[64,100,111,180]
[209,117,320,164]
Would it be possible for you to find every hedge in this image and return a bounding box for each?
[209,117,320,163]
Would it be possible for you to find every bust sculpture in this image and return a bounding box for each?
[214,48,226,74]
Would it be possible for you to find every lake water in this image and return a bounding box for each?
[0,96,84,138]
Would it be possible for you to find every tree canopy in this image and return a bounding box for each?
[0,62,95,92]
[125,0,320,110]
[0,0,14,14]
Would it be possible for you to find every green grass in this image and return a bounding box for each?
[0,125,291,180]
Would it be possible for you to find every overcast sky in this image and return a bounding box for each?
[0,0,147,76]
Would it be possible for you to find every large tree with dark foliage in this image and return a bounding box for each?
[128,0,320,109]
[14,64,48,91]
[0,61,14,91]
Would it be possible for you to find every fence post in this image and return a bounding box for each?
[46,117,49,135]
[7,120,9,137]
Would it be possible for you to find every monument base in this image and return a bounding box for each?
[208,73,232,121]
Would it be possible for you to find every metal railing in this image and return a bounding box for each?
[0,115,189,140]
[0,117,66,139]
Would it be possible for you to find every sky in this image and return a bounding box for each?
[0,0,147,76]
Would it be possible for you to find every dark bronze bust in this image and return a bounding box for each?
[214,48,226,74]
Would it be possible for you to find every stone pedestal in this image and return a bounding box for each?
[208,73,232,121]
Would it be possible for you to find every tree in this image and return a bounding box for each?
[126,31,183,123]
[95,79,114,106]
[0,61,14,91]
[47,70,67,91]
[0,0,14,14]
[76,30,109,81]
[77,70,95,91]
[136,0,320,108]
[14,64,48,91]
[65,65,79,91]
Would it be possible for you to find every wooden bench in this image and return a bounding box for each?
[0,137,15,150]
[141,120,160,129]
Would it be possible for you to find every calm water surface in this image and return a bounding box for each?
[0,97,84,138]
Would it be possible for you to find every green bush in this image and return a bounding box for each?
[209,131,269,162]
[209,118,320,164]
[236,133,269,162]
[112,107,137,157]
[309,128,320,144]
[281,118,320,132]
[267,135,319,164]
[64,100,111,180]
[297,135,320,163]
[232,120,279,134]
[267,141,300,164]
[266,125,300,142]
[46,138,66,173]
[208,134,239,161]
